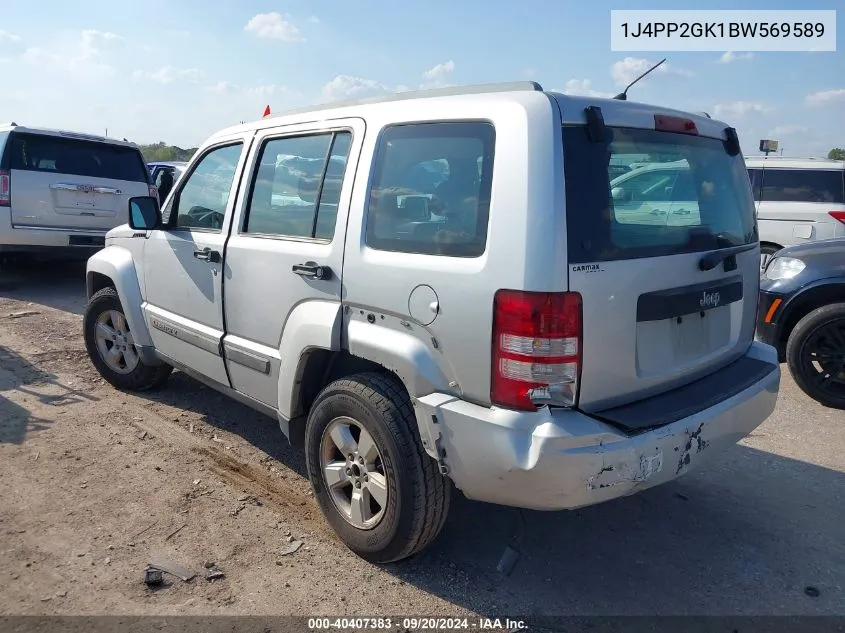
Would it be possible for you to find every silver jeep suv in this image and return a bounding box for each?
[82,82,780,563]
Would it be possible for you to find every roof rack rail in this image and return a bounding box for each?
[264,81,544,120]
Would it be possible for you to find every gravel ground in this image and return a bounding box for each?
[0,260,843,620]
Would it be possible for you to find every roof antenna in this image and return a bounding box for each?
[613,58,667,101]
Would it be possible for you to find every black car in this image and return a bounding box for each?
[756,238,845,409]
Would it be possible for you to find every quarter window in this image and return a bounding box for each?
[167,143,243,231]
[759,169,845,203]
[243,131,352,240]
[365,122,495,257]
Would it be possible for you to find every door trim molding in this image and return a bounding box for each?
[144,308,222,356]
[222,341,271,375]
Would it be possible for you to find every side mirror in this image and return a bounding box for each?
[129,196,162,230]
[611,187,630,203]
[298,175,320,204]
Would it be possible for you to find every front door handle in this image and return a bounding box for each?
[292,261,331,280]
[193,247,221,263]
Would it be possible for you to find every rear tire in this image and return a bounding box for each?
[785,302,845,410]
[304,372,451,563]
[83,287,172,391]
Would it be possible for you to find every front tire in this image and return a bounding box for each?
[83,287,172,391]
[786,302,845,410]
[304,372,451,563]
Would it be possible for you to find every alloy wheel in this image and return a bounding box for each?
[799,318,845,401]
[94,309,139,375]
[319,416,388,530]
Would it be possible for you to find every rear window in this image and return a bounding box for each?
[759,168,845,204]
[8,133,149,183]
[563,126,757,264]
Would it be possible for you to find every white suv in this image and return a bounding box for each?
[0,123,154,260]
[746,156,845,269]
[82,82,780,563]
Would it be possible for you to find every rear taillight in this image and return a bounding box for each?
[829,211,845,224]
[0,170,10,207]
[491,290,582,411]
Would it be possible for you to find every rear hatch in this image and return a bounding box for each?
[5,131,151,233]
[555,98,761,424]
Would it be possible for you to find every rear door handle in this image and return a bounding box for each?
[193,247,221,263]
[292,261,331,280]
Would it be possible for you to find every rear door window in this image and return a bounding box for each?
[242,131,352,241]
[8,133,149,183]
[759,169,845,203]
[563,126,757,263]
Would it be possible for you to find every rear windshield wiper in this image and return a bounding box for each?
[698,243,756,271]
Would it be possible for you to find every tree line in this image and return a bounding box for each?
[828,148,845,161]
[138,142,198,163]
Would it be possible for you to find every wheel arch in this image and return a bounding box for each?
[86,246,153,348]
[776,280,845,359]
[277,309,451,466]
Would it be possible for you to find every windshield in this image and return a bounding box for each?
[563,125,757,264]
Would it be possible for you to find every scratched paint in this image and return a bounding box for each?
[675,422,710,475]
[586,452,663,491]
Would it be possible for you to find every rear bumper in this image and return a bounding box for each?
[0,212,107,253]
[415,341,780,511]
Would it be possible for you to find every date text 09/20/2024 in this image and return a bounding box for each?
[307,617,528,631]
[619,22,826,38]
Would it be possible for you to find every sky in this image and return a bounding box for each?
[0,0,842,157]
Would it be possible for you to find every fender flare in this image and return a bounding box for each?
[86,246,153,348]
[277,309,453,465]
[344,318,454,466]
[345,319,451,399]
[277,300,343,420]
[775,277,845,345]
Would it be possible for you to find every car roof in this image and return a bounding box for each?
[744,156,845,170]
[0,123,140,149]
[205,81,727,143]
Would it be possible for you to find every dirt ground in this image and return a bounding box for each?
[1,261,843,619]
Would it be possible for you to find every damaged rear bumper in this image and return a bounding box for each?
[414,342,780,511]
